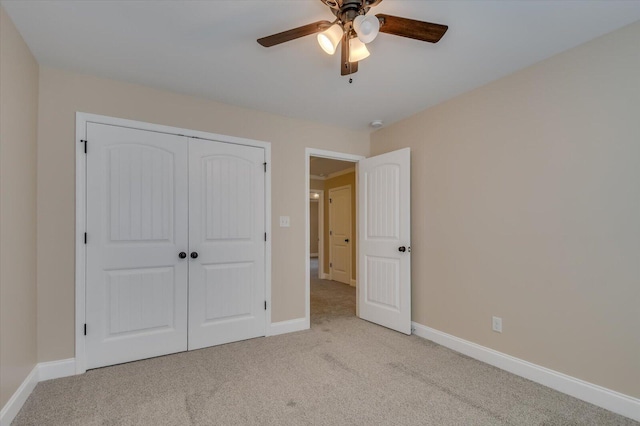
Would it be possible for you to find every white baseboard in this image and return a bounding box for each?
[267,318,307,336]
[0,358,77,426]
[0,365,38,426]
[320,272,330,280]
[38,358,76,382]
[411,322,640,422]
[350,279,356,287]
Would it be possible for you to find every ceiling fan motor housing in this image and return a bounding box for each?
[329,0,372,31]
[321,0,382,11]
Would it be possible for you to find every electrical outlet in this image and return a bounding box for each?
[279,216,290,227]
[492,316,503,333]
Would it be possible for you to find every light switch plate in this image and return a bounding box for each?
[492,316,503,333]
[279,216,290,227]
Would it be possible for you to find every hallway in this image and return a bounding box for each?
[310,258,356,325]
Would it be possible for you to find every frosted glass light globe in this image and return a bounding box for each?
[353,14,380,44]
[317,24,343,55]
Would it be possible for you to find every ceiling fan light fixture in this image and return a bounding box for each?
[348,37,370,62]
[317,24,343,55]
[353,14,380,44]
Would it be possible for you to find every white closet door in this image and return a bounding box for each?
[86,123,189,369]
[358,148,411,334]
[188,139,266,350]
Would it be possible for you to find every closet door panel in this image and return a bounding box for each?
[86,123,189,369]
[188,139,266,350]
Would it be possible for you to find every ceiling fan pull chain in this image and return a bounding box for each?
[347,28,354,83]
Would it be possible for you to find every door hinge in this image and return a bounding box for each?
[264,232,267,242]
[264,301,267,310]
[84,233,87,244]
[84,323,87,336]
[329,198,332,203]
[263,162,267,172]
[329,230,332,236]
[80,139,87,153]
[330,262,332,268]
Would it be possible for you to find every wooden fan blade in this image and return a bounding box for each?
[377,14,448,43]
[340,33,358,76]
[257,20,333,47]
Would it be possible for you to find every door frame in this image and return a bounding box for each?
[75,112,272,374]
[328,184,352,284]
[305,149,364,329]
[309,190,324,274]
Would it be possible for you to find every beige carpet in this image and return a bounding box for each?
[13,264,636,425]
[310,258,356,324]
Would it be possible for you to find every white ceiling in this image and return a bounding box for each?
[4,1,640,131]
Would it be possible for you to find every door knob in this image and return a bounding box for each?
[398,246,406,252]
[178,252,187,259]
[345,239,349,243]
[190,252,198,259]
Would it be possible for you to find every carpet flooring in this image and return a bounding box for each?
[310,258,356,323]
[12,260,636,425]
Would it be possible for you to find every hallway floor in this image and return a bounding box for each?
[310,258,356,324]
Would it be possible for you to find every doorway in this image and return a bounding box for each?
[307,151,363,325]
[305,147,413,336]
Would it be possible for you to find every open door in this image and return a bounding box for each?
[358,148,411,334]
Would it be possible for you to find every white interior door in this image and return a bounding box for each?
[188,139,266,350]
[86,123,189,369]
[358,148,411,334]
[329,186,352,285]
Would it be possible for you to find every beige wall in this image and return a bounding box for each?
[310,201,319,255]
[371,21,640,398]
[0,6,39,408]
[36,67,370,362]
[322,172,356,280]
[310,181,324,255]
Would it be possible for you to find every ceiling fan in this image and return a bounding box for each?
[257,0,448,76]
